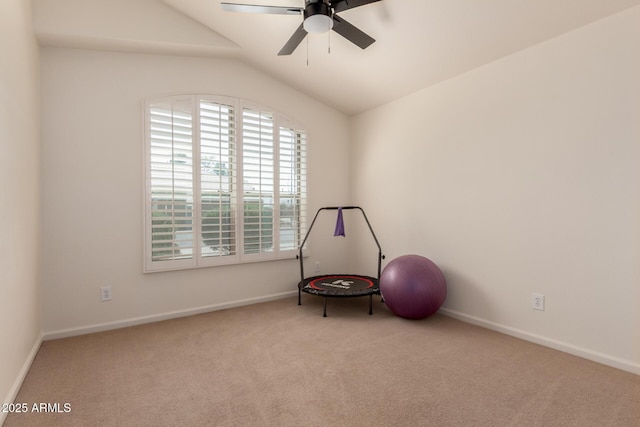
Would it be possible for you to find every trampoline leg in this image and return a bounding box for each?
[369,295,373,315]
[323,298,327,317]
[298,288,301,306]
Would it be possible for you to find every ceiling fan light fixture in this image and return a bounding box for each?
[303,13,333,33]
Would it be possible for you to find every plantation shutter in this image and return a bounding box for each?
[278,126,307,252]
[199,98,238,261]
[147,98,195,268]
[242,108,275,256]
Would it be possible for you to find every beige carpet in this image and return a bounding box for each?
[5,297,640,426]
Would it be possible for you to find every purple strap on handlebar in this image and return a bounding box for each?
[334,207,345,237]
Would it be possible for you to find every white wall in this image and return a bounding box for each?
[351,6,640,373]
[0,0,42,418]
[39,48,351,335]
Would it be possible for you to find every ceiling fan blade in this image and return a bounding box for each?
[278,23,307,55]
[221,3,302,15]
[331,15,375,49]
[331,0,382,14]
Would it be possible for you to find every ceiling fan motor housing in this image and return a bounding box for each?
[303,1,334,33]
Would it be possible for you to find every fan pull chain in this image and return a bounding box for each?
[328,27,331,54]
[306,35,309,66]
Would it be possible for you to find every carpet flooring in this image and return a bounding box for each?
[5,296,640,426]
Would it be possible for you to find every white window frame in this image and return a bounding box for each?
[143,94,307,273]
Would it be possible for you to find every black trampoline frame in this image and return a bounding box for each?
[297,206,384,317]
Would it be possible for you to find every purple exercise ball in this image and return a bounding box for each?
[380,255,447,319]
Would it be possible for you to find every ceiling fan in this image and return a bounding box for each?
[221,0,382,55]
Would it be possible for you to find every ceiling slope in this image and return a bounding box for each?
[166,0,640,114]
[33,0,640,115]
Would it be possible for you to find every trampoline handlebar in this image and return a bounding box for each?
[297,206,384,286]
[316,206,359,210]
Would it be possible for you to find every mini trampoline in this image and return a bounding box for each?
[297,206,384,317]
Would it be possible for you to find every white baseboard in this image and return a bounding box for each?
[43,291,298,341]
[439,308,640,376]
[1,333,43,426]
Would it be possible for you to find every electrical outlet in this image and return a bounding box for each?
[314,262,321,273]
[100,286,112,302]
[532,293,545,311]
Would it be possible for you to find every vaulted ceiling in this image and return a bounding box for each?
[33,0,640,115]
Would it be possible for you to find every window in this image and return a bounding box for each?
[144,95,307,272]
